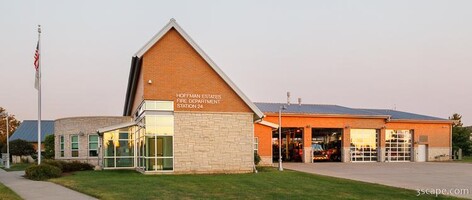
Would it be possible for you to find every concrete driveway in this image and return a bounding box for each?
[284,162,472,199]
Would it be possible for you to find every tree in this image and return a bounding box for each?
[10,139,36,156]
[44,134,55,159]
[0,107,21,149]
[450,113,472,156]
[452,127,472,156]
[449,113,463,127]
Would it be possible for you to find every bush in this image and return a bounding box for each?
[25,164,62,181]
[254,152,261,165]
[62,161,94,172]
[42,160,93,172]
[43,135,55,159]
[42,159,66,170]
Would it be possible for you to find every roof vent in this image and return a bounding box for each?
[287,92,291,106]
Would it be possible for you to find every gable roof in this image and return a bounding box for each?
[9,120,54,142]
[255,102,450,122]
[124,19,264,120]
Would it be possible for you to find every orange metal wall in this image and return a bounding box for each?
[255,114,451,158]
[386,122,451,148]
[254,124,274,157]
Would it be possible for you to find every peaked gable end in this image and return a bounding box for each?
[124,19,263,120]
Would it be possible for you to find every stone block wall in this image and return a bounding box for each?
[174,112,254,174]
[54,116,132,166]
[427,147,451,161]
[259,156,272,166]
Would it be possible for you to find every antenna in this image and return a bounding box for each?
[287,92,291,105]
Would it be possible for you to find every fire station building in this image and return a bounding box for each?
[54,19,453,174]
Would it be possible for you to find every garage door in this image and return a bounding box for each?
[385,130,412,162]
[350,129,379,162]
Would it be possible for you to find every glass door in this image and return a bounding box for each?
[145,135,173,171]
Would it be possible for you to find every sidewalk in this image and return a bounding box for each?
[0,169,97,200]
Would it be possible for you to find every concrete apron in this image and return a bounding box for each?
[283,162,472,199]
[0,169,96,200]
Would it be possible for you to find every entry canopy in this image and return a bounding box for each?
[97,121,137,136]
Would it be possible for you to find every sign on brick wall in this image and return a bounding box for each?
[176,93,222,109]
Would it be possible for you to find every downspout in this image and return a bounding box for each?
[96,130,103,170]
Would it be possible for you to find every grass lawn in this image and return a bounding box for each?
[50,167,457,200]
[0,182,22,200]
[1,163,33,172]
[457,156,472,163]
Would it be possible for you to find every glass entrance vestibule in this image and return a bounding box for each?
[99,101,175,173]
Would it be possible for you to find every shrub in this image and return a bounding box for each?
[42,159,66,170]
[25,164,62,181]
[254,152,261,165]
[42,160,93,172]
[43,135,55,159]
[62,161,94,172]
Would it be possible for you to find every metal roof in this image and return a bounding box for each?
[255,102,446,121]
[255,103,382,116]
[9,120,55,142]
[356,109,446,120]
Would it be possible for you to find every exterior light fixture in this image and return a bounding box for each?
[278,92,291,172]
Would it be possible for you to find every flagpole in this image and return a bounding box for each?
[37,24,42,165]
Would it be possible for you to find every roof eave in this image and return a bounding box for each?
[123,57,142,116]
[262,112,390,119]
[257,120,279,129]
[97,121,138,135]
[387,119,454,124]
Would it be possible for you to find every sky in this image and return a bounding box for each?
[0,0,471,125]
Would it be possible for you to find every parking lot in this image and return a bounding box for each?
[284,162,472,199]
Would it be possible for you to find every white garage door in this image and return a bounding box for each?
[385,130,412,162]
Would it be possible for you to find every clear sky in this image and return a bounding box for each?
[1,0,471,125]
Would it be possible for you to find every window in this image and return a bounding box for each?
[71,135,79,157]
[89,135,99,157]
[60,136,64,157]
[145,101,174,111]
[254,137,259,153]
[103,128,134,168]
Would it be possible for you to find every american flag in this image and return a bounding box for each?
[34,41,40,90]
[34,42,39,70]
